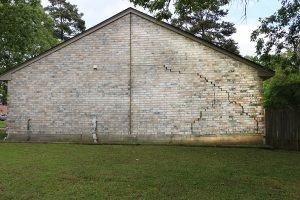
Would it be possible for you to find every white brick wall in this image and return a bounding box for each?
[7,13,264,140]
[131,14,264,135]
[8,14,131,136]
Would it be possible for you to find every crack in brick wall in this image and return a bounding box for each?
[7,13,263,139]
[163,65,259,134]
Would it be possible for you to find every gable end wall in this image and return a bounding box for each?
[6,13,265,144]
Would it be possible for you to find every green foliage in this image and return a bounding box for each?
[0,81,7,105]
[0,121,6,129]
[130,0,239,53]
[171,0,239,54]
[130,0,233,21]
[245,52,293,72]
[45,0,86,41]
[0,0,58,72]
[246,54,300,109]
[264,70,300,109]
[251,0,300,73]
[0,129,6,140]
[130,0,173,20]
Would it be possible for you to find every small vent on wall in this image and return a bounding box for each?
[93,65,98,70]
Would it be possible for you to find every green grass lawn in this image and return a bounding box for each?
[0,144,299,200]
[0,121,6,129]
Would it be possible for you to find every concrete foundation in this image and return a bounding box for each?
[6,133,264,146]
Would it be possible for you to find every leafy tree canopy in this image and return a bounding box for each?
[0,0,58,72]
[263,70,300,109]
[45,0,86,41]
[130,0,234,21]
[246,53,300,109]
[245,50,296,71]
[251,0,300,73]
[171,0,239,54]
[130,0,239,53]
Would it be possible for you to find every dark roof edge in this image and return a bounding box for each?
[0,7,274,81]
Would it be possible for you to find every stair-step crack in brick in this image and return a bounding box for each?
[163,65,259,134]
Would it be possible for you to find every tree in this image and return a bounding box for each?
[130,0,239,53]
[251,0,300,73]
[263,69,300,109]
[0,82,7,105]
[129,0,252,21]
[0,0,58,72]
[171,0,239,54]
[245,51,293,71]
[246,53,300,109]
[45,0,86,41]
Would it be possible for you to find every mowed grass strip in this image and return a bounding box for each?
[0,144,299,200]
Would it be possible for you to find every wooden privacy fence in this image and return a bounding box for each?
[265,109,300,151]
